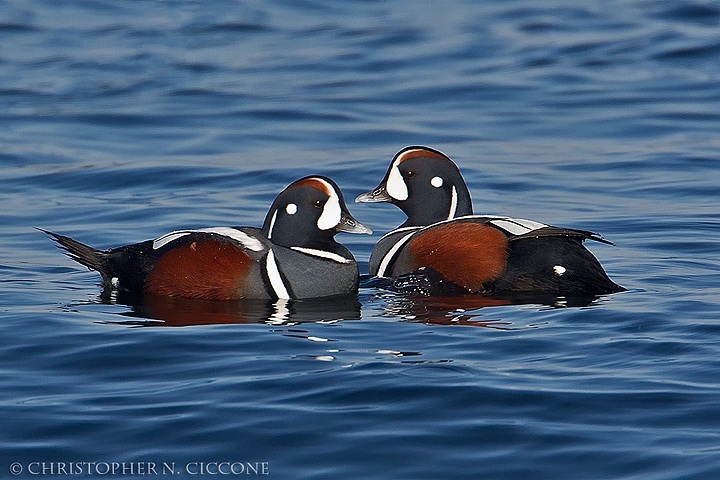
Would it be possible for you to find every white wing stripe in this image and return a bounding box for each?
[489,218,547,236]
[152,227,265,251]
[152,232,188,249]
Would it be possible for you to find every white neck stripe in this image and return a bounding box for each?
[448,185,457,220]
[267,210,278,239]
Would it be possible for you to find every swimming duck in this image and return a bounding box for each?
[356,146,624,296]
[44,176,371,301]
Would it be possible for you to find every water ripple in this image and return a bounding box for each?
[2,0,720,478]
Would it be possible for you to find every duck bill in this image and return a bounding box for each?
[355,185,393,204]
[336,211,373,235]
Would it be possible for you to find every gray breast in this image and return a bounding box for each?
[272,246,359,299]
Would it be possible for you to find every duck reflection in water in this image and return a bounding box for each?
[114,284,606,328]
[108,293,361,327]
[103,273,604,328]
[364,272,611,328]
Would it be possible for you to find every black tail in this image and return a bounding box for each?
[39,228,108,274]
[496,236,625,295]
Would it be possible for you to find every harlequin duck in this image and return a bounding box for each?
[356,146,624,296]
[43,176,371,301]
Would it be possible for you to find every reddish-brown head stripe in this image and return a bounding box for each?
[290,177,333,196]
[394,148,450,165]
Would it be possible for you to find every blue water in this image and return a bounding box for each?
[2,0,720,478]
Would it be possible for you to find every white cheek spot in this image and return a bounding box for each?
[431,176,443,188]
[386,165,408,201]
[285,203,297,215]
[553,265,567,276]
[317,194,341,230]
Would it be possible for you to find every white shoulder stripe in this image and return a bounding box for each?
[265,250,290,299]
[377,231,417,277]
[290,247,352,264]
[152,227,265,251]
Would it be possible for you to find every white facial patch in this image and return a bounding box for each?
[285,203,297,215]
[553,265,567,276]
[314,179,342,230]
[431,176,443,188]
[386,164,408,201]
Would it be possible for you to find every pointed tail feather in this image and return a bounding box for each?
[38,228,107,273]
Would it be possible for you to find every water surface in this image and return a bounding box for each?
[2,1,720,479]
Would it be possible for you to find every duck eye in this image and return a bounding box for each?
[405,170,416,178]
[313,199,324,208]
